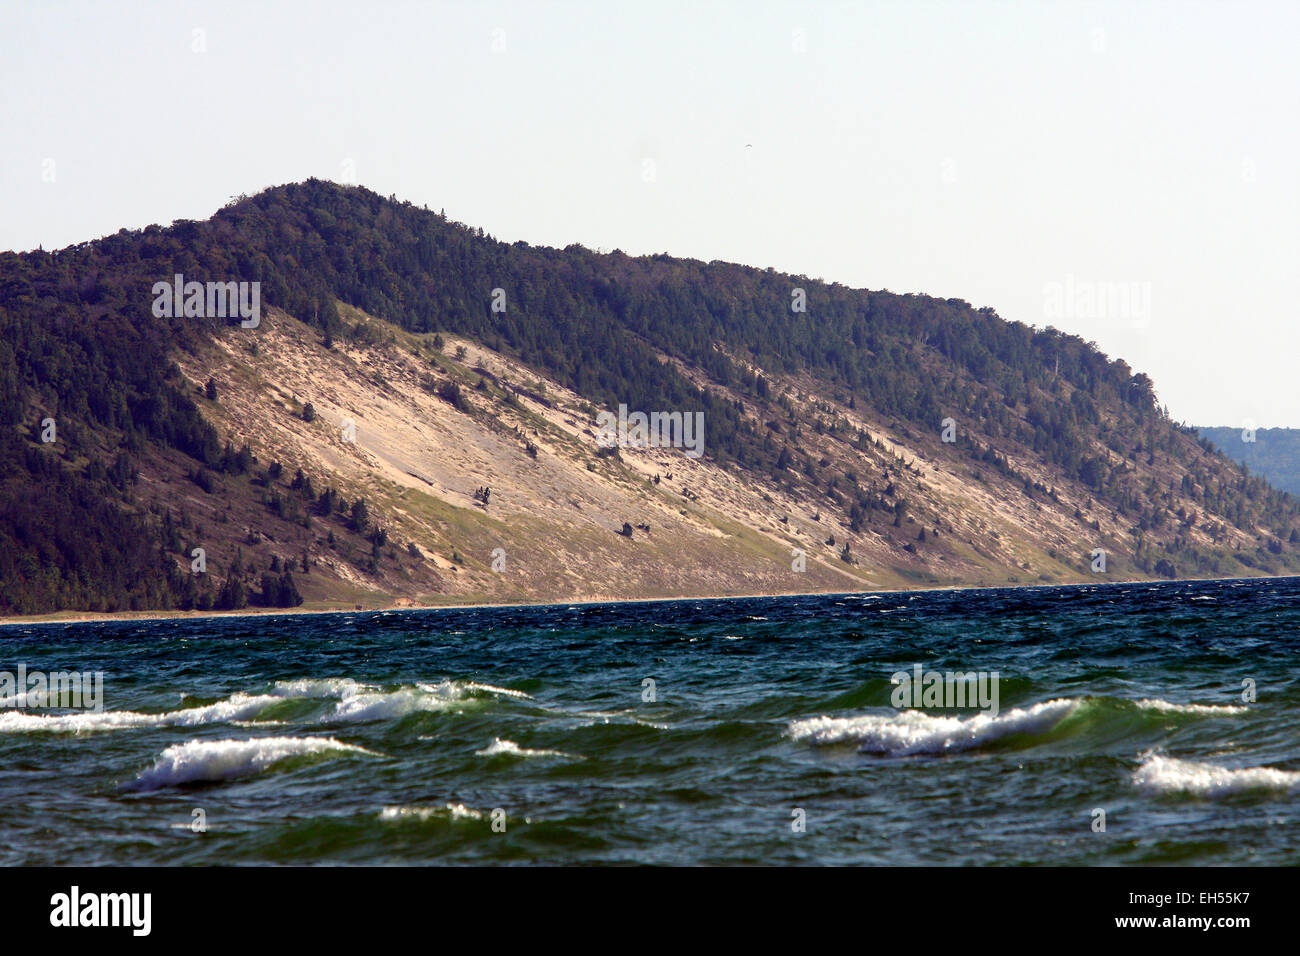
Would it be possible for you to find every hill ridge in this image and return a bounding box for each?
[2,179,1297,614]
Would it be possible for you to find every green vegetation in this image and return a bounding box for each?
[1197,427,1300,496]
[2,178,1298,612]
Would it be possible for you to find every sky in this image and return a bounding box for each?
[1,0,1296,427]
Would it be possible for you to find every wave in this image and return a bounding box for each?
[0,708,160,733]
[569,708,670,729]
[475,737,575,759]
[329,688,458,722]
[785,691,1251,757]
[325,679,532,723]
[271,678,367,698]
[1,677,379,734]
[0,692,288,734]
[1133,698,1247,715]
[327,683,470,722]
[0,675,533,733]
[162,693,289,725]
[128,736,376,790]
[788,699,1080,755]
[1133,754,1300,797]
[441,681,533,700]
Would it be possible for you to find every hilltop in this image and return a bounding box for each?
[3,179,1298,615]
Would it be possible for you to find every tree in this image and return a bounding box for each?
[254,569,303,607]
[216,570,247,611]
[1079,457,1106,490]
[349,498,369,533]
[205,376,218,402]
[438,380,469,411]
[302,402,317,422]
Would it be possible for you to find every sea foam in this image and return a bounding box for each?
[325,680,530,722]
[129,736,376,790]
[0,692,287,734]
[1133,698,1247,716]
[1133,754,1300,797]
[271,678,367,699]
[0,676,529,733]
[787,698,1079,755]
[457,681,533,700]
[328,685,465,722]
[475,737,574,759]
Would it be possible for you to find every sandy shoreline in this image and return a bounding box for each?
[2,573,1287,627]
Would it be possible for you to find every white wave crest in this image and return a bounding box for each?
[787,698,1079,755]
[1133,754,1300,797]
[0,708,159,733]
[0,692,287,734]
[162,693,287,725]
[328,685,465,722]
[475,737,574,759]
[459,681,533,700]
[1134,698,1247,715]
[326,679,527,722]
[129,736,376,790]
[1,676,528,733]
[272,678,368,698]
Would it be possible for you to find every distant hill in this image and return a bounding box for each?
[4,179,1300,615]
[1196,427,1300,496]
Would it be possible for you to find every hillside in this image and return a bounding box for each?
[3,179,1299,615]
[1197,427,1300,497]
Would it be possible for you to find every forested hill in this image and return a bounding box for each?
[3,178,1298,615]
[1197,427,1300,496]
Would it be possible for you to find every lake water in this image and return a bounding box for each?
[2,577,1297,865]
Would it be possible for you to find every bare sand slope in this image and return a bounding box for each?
[161,302,1240,611]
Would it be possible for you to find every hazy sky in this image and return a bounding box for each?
[2,1,1296,427]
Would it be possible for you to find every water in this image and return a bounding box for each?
[2,577,1297,865]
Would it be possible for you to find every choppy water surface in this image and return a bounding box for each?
[2,577,1297,865]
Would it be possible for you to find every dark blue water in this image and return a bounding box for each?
[2,577,1297,865]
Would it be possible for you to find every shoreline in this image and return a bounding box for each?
[2,572,1293,628]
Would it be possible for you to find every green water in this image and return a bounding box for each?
[1,577,1297,864]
